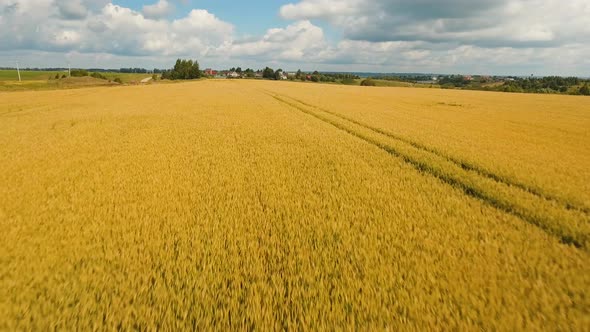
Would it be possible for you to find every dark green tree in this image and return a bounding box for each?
[189,60,201,79]
[360,78,376,86]
[262,67,275,80]
[167,59,201,80]
[296,69,302,79]
[243,68,255,78]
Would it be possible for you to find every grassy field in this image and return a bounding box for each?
[0,69,59,81]
[0,70,153,91]
[371,79,424,88]
[1,80,589,330]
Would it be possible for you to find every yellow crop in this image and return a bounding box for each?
[1,80,589,330]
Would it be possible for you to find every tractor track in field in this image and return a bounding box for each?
[276,93,590,216]
[265,91,590,250]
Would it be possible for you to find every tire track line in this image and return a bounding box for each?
[265,91,589,250]
[281,94,590,216]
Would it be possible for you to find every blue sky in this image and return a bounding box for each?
[112,0,340,43]
[0,0,589,75]
[114,0,294,34]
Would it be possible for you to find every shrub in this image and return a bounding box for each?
[70,69,89,77]
[341,78,356,85]
[113,77,123,84]
[90,72,107,80]
[262,67,275,80]
[360,79,376,87]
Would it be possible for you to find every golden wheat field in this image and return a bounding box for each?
[1,80,589,330]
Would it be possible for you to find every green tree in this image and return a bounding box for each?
[168,59,201,80]
[579,83,590,96]
[243,68,255,78]
[70,69,89,77]
[360,79,376,86]
[189,60,201,79]
[262,67,275,80]
[296,69,302,79]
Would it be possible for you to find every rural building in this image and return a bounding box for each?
[204,68,218,76]
[227,71,241,78]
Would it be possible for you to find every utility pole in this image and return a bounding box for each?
[16,61,21,82]
[68,63,71,77]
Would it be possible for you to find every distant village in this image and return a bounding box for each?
[204,68,302,81]
[5,64,588,95]
[202,68,523,85]
[188,67,589,96]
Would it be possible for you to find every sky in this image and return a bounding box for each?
[1,0,589,75]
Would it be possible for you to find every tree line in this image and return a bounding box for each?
[499,77,588,95]
[376,74,590,96]
[161,59,201,80]
[157,59,590,96]
[259,67,360,82]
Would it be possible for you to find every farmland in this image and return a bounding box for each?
[1,80,589,330]
[0,70,154,91]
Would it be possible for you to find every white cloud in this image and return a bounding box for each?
[56,0,88,19]
[0,0,589,75]
[53,30,82,46]
[218,21,326,62]
[280,0,590,48]
[0,1,233,57]
[280,0,363,19]
[142,0,174,20]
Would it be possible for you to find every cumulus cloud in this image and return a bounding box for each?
[142,0,174,20]
[280,0,590,48]
[56,0,88,19]
[218,21,327,62]
[280,0,363,19]
[0,1,233,56]
[0,0,589,75]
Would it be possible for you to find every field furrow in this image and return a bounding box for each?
[278,93,590,216]
[267,91,590,249]
[266,83,590,211]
